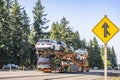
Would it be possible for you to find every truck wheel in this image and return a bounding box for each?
[81,67,84,72]
[86,69,89,72]
[81,69,84,72]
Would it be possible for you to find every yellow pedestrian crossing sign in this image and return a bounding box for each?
[92,15,119,43]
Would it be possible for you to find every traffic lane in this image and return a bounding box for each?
[54,69,120,76]
[0,70,119,80]
[0,71,52,79]
[0,70,103,80]
[1,72,103,80]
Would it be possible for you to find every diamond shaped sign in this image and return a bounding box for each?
[92,16,119,43]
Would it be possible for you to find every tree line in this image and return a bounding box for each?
[0,0,117,69]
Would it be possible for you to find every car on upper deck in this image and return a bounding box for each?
[57,41,68,53]
[35,39,60,52]
[67,46,74,53]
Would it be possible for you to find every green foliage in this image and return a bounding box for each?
[29,0,49,68]
[31,0,49,45]
[0,0,13,66]
[50,17,84,49]
[0,0,117,69]
[0,0,31,68]
[107,46,117,68]
[51,56,61,69]
[88,37,104,68]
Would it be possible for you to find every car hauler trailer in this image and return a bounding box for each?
[35,48,89,73]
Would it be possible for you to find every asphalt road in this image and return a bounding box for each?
[0,70,120,80]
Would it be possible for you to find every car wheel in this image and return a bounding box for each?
[86,69,89,72]
[51,46,55,53]
[60,46,65,52]
[53,46,55,51]
[81,67,84,72]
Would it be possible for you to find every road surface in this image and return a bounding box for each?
[0,70,119,80]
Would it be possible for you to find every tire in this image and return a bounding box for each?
[51,46,55,53]
[60,46,65,52]
[81,67,84,72]
[53,46,55,51]
[86,69,89,72]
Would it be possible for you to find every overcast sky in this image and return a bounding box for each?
[18,0,120,64]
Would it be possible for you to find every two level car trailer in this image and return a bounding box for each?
[35,49,89,73]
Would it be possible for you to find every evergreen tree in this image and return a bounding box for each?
[71,31,81,49]
[32,0,49,44]
[107,46,117,68]
[29,0,49,67]
[20,9,31,67]
[88,37,103,68]
[10,0,31,66]
[50,17,84,49]
[50,22,61,41]
[59,17,71,42]
[111,46,117,67]
[80,38,87,48]
[50,17,72,42]
[0,0,13,65]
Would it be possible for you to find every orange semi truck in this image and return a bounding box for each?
[36,48,89,73]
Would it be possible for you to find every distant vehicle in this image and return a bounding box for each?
[57,41,68,53]
[67,46,74,53]
[107,67,112,70]
[3,64,18,69]
[114,67,119,70]
[35,39,60,52]
[93,66,98,70]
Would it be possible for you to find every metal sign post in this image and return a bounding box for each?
[104,43,107,80]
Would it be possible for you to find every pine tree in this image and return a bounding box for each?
[10,0,26,65]
[59,17,70,42]
[50,22,61,41]
[111,46,117,67]
[20,9,31,66]
[32,0,49,44]
[107,46,117,68]
[50,17,83,49]
[29,0,49,67]
[0,0,13,65]
[71,31,81,49]
[50,17,73,42]
[88,37,103,68]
